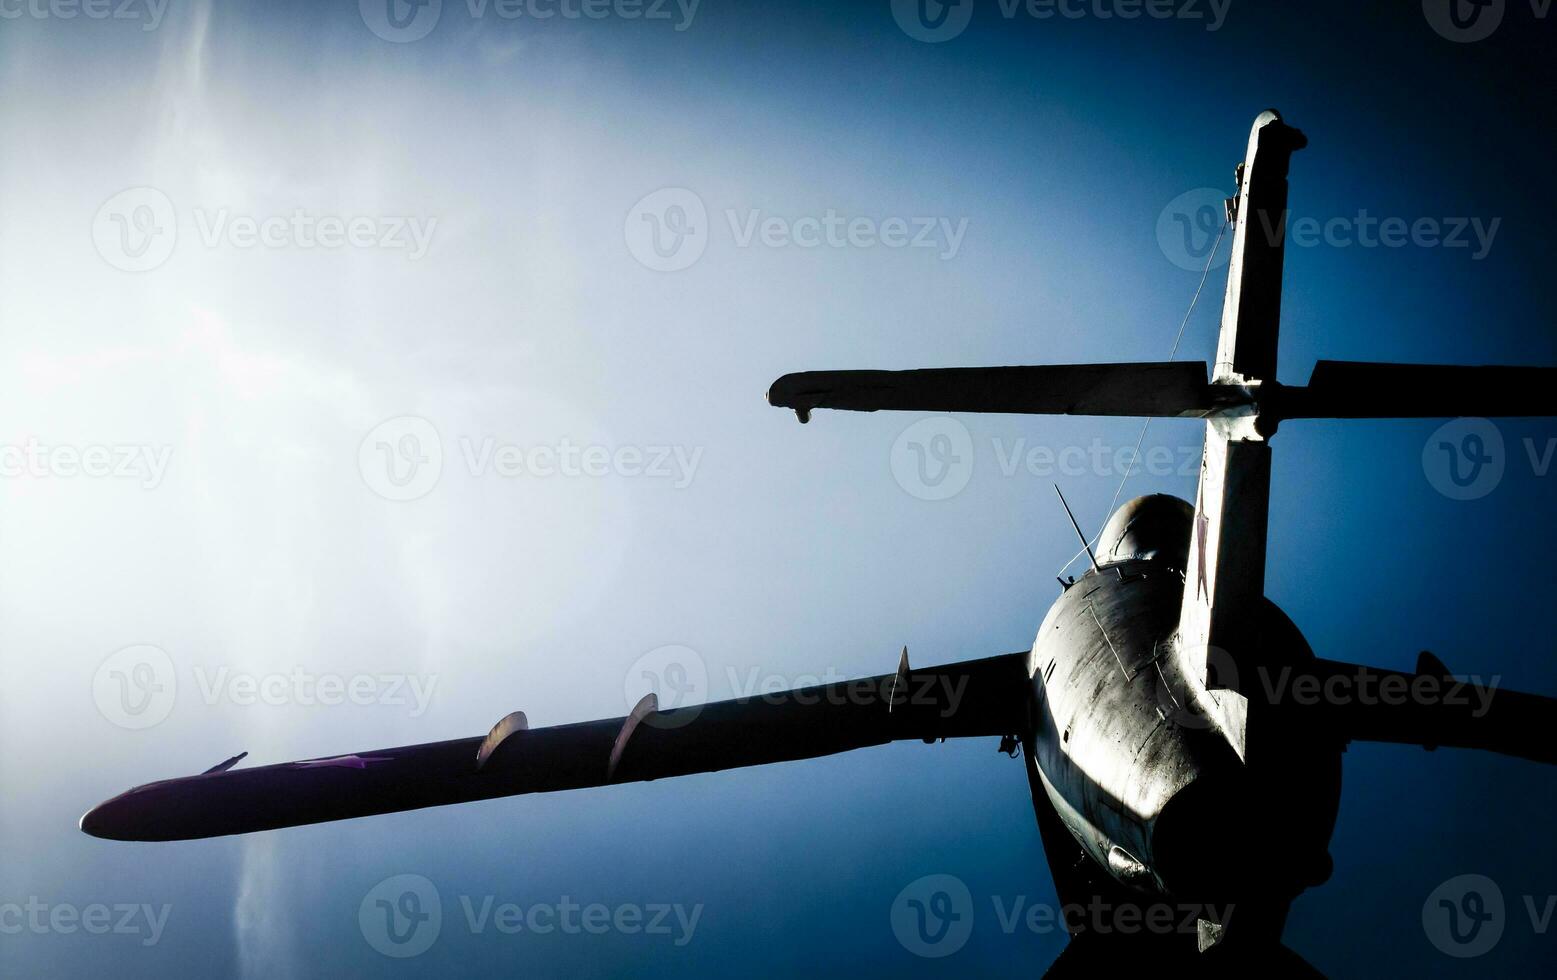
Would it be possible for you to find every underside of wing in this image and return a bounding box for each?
[1292,654,1557,766]
[767,363,1213,422]
[81,653,1031,841]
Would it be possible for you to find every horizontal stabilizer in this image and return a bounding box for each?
[81,653,1030,841]
[768,363,1212,422]
[1273,361,1557,419]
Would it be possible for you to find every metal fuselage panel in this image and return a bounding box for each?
[1029,561,1244,895]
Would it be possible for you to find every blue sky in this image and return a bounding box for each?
[1,1,1554,976]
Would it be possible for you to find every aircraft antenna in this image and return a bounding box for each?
[1056,218,1228,577]
[1052,484,1100,574]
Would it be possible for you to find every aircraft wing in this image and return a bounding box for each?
[1293,653,1557,766]
[80,652,1031,841]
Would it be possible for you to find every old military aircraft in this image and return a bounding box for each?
[81,111,1557,973]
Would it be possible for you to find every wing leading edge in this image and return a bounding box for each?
[81,652,1031,841]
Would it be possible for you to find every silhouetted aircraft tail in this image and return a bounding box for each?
[770,110,1557,767]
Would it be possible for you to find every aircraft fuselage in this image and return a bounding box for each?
[1026,496,1342,911]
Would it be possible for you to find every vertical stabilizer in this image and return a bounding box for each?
[1178,111,1306,761]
